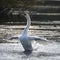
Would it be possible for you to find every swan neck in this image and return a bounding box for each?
[25,14,31,29]
[22,13,31,36]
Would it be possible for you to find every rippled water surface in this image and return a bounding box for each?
[0,42,60,60]
[0,25,60,60]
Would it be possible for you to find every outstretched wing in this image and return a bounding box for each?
[28,36,48,42]
[7,35,21,40]
[8,36,18,40]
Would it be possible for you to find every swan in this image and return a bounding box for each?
[7,11,48,52]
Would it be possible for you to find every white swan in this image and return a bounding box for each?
[8,11,48,52]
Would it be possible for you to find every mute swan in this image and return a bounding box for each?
[8,11,48,52]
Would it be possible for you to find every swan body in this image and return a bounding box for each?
[19,12,33,51]
[8,11,48,52]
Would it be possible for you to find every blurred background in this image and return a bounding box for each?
[0,0,60,60]
[0,0,60,42]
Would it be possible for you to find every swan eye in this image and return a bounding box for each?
[24,14,26,16]
[21,13,26,16]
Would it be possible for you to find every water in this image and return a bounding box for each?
[0,25,60,60]
[0,41,60,60]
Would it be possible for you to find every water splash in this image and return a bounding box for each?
[0,41,60,60]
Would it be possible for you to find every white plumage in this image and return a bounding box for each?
[8,11,48,52]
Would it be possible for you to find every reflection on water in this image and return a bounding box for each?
[0,25,60,60]
[0,42,60,60]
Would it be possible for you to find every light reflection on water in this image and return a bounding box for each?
[0,41,60,60]
[0,25,60,60]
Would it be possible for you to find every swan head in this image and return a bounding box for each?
[21,11,29,17]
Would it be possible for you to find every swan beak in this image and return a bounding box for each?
[21,13,26,16]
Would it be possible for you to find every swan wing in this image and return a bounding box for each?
[7,35,21,40]
[8,36,18,40]
[28,36,48,42]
